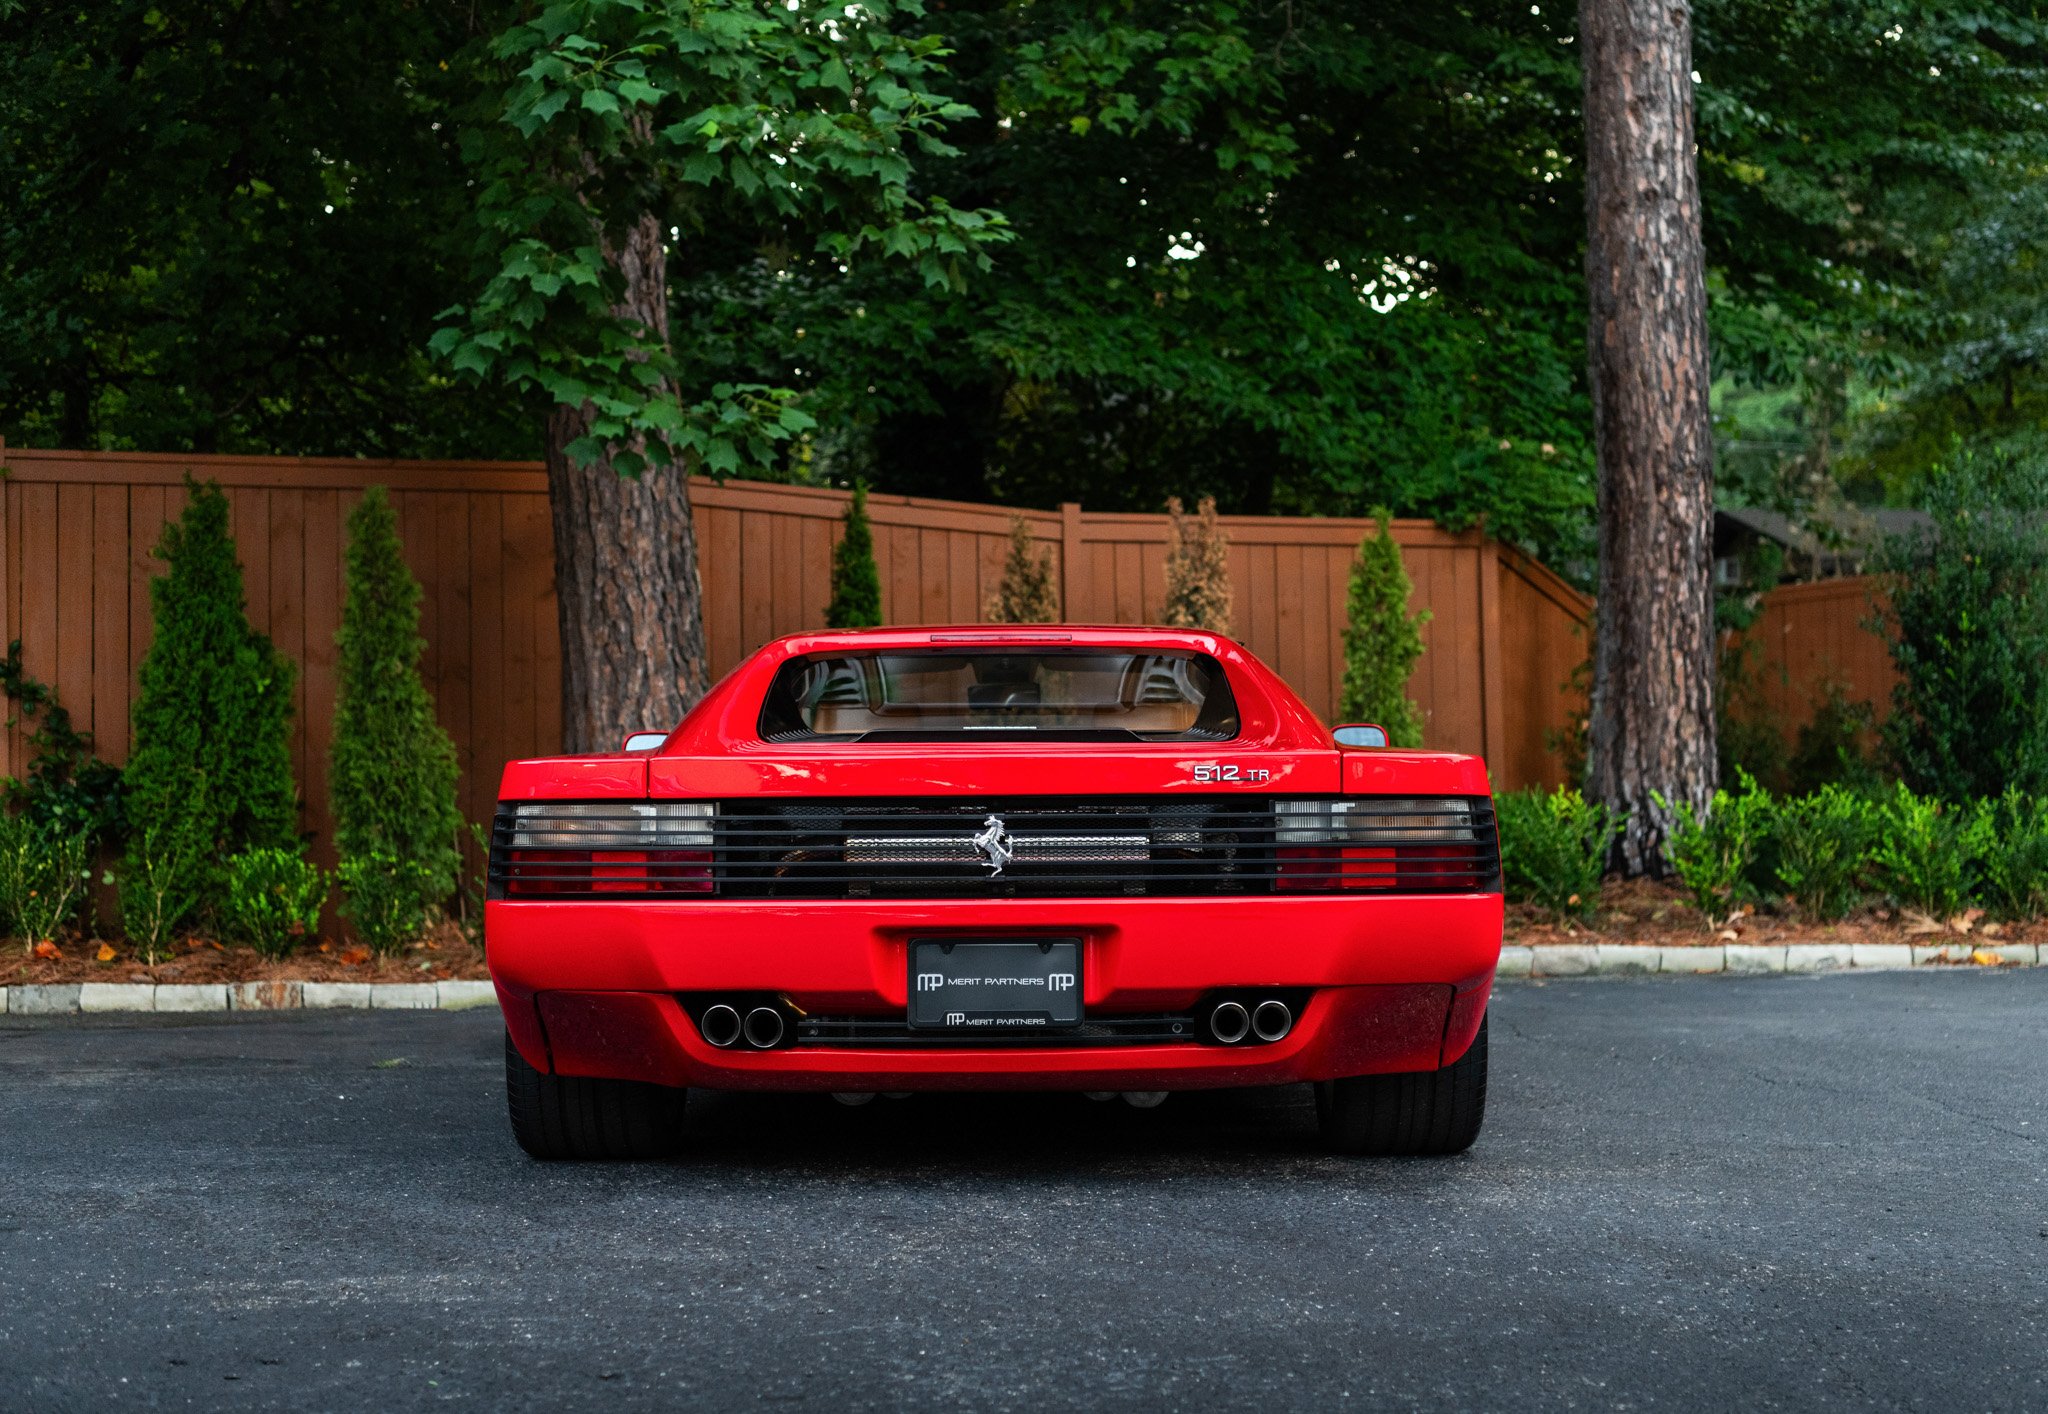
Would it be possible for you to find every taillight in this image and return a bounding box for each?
[493,803,714,897]
[1272,799,1496,892]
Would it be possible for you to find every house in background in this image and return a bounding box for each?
[1714,505,1932,587]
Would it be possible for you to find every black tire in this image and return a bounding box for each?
[504,1032,688,1160]
[1315,1013,1488,1156]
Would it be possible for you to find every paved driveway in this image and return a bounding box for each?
[1,972,2043,1411]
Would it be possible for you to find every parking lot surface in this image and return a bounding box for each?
[1,971,2043,1411]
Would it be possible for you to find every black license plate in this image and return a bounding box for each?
[908,938,1083,1031]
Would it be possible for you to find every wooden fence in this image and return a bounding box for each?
[1,448,1597,861]
[1740,576,1895,739]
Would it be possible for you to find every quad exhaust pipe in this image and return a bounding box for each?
[743,1006,787,1050]
[1251,999,1293,1043]
[1208,1000,1251,1045]
[1206,995,1295,1045]
[698,998,790,1050]
[700,1003,743,1048]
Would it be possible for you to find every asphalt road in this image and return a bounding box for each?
[1,973,2043,1413]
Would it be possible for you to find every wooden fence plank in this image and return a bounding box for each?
[91,485,130,761]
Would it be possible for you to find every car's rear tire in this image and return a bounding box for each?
[504,1032,687,1160]
[1315,1013,1487,1156]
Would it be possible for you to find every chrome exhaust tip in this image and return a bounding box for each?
[700,1003,742,1048]
[1208,1000,1251,1045]
[743,1005,787,1049]
[1121,1091,1169,1108]
[832,1092,876,1107]
[1252,999,1293,1043]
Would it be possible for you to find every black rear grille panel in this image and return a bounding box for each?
[490,796,1500,899]
[711,796,1499,899]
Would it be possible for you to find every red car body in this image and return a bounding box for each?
[486,626,1500,1104]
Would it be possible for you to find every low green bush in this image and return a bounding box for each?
[0,815,94,947]
[338,852,437,956]
[119,821,206,964]
[1494,786,1617,920]
[1660,772,1774,921]
[221,847,328,959]
[1868,782,1988,919]
[1770,785,1877,920]
[1976,787,2048,921]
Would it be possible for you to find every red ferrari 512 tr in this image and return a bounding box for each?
[486,627,1501,1159]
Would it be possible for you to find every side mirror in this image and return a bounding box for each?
[1332,723,1389,749]
[621,731,667,753]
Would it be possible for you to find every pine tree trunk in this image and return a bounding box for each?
[1579,0,1717,876]
[543,211,711,753]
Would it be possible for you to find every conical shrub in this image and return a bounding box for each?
[984,516,1060,624]
[330,486,463,948]
[1161,495,1232,634]
[121,478,299,951]
[1337,510,1430,747]
[825,483,883,628]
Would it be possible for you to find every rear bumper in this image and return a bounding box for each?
[486,894,1500,1091]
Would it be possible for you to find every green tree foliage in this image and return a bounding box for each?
[7,4,2046,561]
[825,483,884,628]
[330,487,464,919]
[0,643,124,843]
[0,0,536,456]
[984,517,1060,624]
[430,0,1009,480]
[1337,513,1427,747]
[121,480,300,942]
[1874,451,2048,800]
[1160,496,1231,635]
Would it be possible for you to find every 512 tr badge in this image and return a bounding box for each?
[1190,764,1272,783]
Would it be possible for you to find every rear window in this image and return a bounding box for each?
[758,649,1240,742]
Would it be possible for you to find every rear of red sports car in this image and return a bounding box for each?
[486,627,1501,1159]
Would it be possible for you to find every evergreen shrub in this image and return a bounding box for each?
[0,642,125,842]
[1660,772,1775,920]
[984,517,1060,623]
[122,823,205,964]
[1876,451,2048,800]
[121,478,299,943]
[1495,786,1616,921]
[1974,788,2048,921]
[339,852,436,955]
[0,816,93,947]
[1769,785,1876,920]
[221,847,328,959]
[1161,496,1232,633]
[1868,782,1988,918]
[329,487,462,928]
[825,483,884,628]
[1337,510,1429,747]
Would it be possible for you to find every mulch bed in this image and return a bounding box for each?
[1,920,489,987]
[1506,877,2048,952]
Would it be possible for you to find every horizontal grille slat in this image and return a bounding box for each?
[489,796,1499,899]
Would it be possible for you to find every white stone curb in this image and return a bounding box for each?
[1517,940,2040,979]
[2,979,498,1015]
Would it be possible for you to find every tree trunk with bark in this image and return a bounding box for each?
[543,211,712,753]
[1579,0,1717,876]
